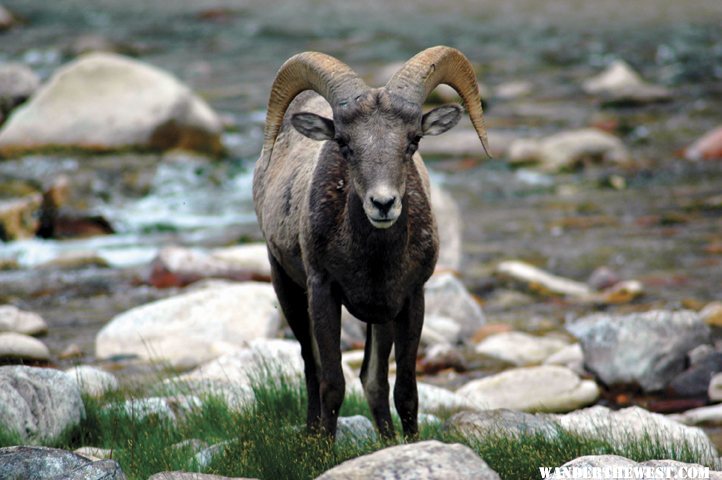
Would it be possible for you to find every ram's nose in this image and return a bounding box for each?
[364,187,402,229]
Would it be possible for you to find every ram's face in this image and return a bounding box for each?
[291,89,462,230]
[333,90,421,229]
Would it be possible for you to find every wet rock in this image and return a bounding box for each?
[149,245,271,288]
[0,193,43,241]
[543,343,585,374]
[558,405,718,464]
[149,473,255,480]
[0,305,47,336]
[0,332,50,363]
[582,60,672,106]
[64,366,119,398]
[507,129,631,172]
[685,126,722,161]
[474,331,570,366]
[567,310,710,392]
[667,353,722,398]
[0,446,126,480]
[0,53,223,157]
[430,183,462,271]
[419,343,467,374]
[0,366,85,442]
[701,302,722,327]
[315,440,501,480]
[669,403,722,426]
[495,260,592,297]
[424,273,486,340]
[708,373,722,402]
[456,365,598,413]
[0,5,16,31]
[95,282,280,369]
[336,415,377,444]
[445,409,559,441]
[0,63,40,122]
[546,456,720,480]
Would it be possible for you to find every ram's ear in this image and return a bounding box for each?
[291,112,335,141]
[421,104,463,136]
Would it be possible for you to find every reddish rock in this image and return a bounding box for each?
[685,126,722,161]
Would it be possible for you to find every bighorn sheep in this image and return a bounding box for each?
[252,46,489,439]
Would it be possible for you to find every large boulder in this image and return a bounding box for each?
[0,53,222,157]
[567,309,710,392]
[0,446,126,480]
[0,305,48,336]
[0,366,85,442]
[424,273,486,341]
[95,282,280,369]
[315,440,500,480]
[455,365,599,413]
[507,129,631,172]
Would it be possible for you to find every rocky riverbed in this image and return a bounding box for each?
[1,0,722,478]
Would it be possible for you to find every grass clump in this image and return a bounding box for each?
[0,365,718,480]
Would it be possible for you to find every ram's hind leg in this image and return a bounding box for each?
[268,254,320,431]
[360,322,395,438]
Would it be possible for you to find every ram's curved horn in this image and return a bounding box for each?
[385,46,490,156]
[261,52,368,161]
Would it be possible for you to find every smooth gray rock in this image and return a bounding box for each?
[445,409,559,441]
[0,53,222,156]
[336,415,377,444]
[0,305,48,336]
[0,366,85,442]
[582,60,672,106]
[568,309,710,392]
[424,273,486,340]
[315,440,500,479]
[474,331,570,366]
[0,332,50,362]
[456,365,599,413]
[64,366,119,398]
[0,446,125,480]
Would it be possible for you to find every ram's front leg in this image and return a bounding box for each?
[307,273,344,438]
[393,286,425,439]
